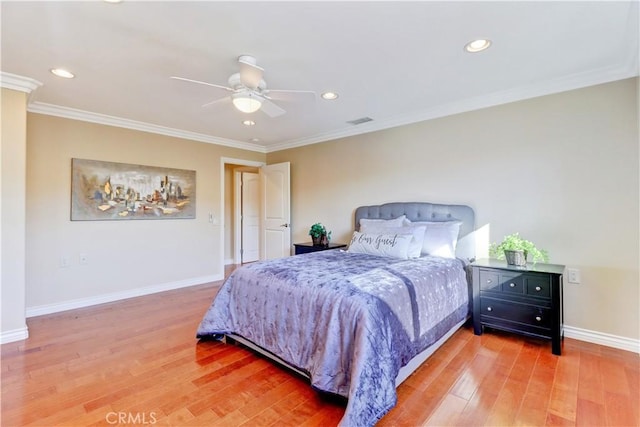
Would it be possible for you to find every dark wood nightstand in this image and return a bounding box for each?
[293,242,347,255]
[471,259,565,355]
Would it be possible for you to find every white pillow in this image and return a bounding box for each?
[347,231,412,259]
[358,225,426,258]
[410,221,462,258]
[359,215,407,229]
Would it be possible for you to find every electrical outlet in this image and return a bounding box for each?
[567,268,580,284]
[79,253,88,265]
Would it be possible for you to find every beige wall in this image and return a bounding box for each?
[26,114,265,311]
[1,88,28,339]
[268,78,639,341]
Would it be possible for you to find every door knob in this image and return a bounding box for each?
[280,223,289,228]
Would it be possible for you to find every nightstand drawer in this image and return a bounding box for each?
[480,297,551,329]
[525,275,551,298]
[479,269,524,295]
[501,273,524,295]
[479,270,500,292]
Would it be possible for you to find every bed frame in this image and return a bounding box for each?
[227,201,476,390]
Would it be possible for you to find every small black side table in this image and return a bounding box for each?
[293,242,347,255]
[471,259,565,355]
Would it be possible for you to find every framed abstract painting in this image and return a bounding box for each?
[71,158,196,221]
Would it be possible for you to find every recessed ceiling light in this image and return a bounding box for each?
[321,92,339,100]
[50,68,75,79]
[464,39,492,53]
[242,120,256,126]
[250,138,260,143]
[103,0,123,3]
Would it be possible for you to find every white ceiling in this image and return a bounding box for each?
[2,1,638,153]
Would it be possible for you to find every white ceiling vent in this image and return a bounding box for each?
[347,117,373,125]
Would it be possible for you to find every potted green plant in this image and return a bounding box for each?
[309,223,330,246]
[489,232,549,266]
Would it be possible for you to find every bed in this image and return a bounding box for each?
[197,202,475,426]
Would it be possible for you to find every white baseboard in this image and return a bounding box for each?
[564,325,640,354]
[26,274,223,318]
[1,326,29,344]
[224,258,235,265]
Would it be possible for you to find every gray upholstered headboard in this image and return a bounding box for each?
[354,202,476,261]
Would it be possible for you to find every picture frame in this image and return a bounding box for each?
[71,158,196,221]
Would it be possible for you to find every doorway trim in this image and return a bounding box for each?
[220,157,265,276]
[233,169,260,264]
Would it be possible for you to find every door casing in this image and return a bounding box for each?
[220,158,291,274]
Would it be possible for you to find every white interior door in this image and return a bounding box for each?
[241,172,260,263]
[260,162,291,260]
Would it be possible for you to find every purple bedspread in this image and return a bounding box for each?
[197,250,469,426]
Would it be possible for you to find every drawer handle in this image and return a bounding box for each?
[509,283,516,288]
[535,316,542,322]
[487,307,493,312]
[535,286,542,291]
[486,279,492,284]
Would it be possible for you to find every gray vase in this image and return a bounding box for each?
[504,249,527,266]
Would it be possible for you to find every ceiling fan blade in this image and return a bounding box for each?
[201,96,230,108]
[265,89,316,103]
[170,76,234,92]
[238,57,264,89]
[267,89,316,95]
[260,98,286,118]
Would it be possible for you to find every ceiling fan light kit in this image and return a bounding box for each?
[232,92,263,114]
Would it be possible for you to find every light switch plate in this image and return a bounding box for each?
[567,268,580,284]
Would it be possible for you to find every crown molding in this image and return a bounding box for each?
[27,102,267,154]
[266,63,639,153]
[1,72,43,106]
[13,63,638,155]
[0,71,43,93]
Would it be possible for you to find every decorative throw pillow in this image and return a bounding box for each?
[409,220,462,258]
[358,225,426,258]
[359,215,407,230]
[347,231,412,259]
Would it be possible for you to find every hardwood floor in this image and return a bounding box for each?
[2,268,638,426]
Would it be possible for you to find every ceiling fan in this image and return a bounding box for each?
[171,55,315,117]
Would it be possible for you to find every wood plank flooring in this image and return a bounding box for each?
[2,268,638,426]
